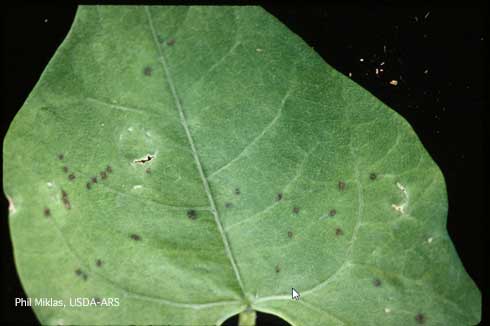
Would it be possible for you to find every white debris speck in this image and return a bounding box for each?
[128,127,133,132]
[44,19,48,23]
[133,185,143,190]
[256,48,263,52]
[47,182,53,187]
[384,308,391,313]
[359,58,364,62]
[424,69,429,74]
[380,61,385,66]
[389,80,398,86]
[428,237,433,244]
[424,11,431,19]
[348,72,352,77]
[375,68,379,75]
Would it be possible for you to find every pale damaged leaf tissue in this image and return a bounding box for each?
[3,6,481,326]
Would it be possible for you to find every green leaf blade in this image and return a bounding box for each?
[3,5,480,325]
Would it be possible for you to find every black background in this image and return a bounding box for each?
[1,3,486,326]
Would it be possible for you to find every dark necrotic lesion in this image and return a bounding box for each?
[130,234,141,241]
[187,210,197,220]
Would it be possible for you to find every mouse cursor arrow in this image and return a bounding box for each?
[291,288,300,300]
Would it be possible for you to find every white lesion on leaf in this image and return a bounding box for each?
[391,181,409,214]
[133,153,156,165]
[7,195,16,214]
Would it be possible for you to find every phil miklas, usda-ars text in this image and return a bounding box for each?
[15,297,120,307]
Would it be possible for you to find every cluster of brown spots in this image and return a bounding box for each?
[43,207,51,217]
[167,38,175,46]
[234,188,240,195]
[415,313,426,324]
[338,180,346,191]
[329,209,337,217]
[130,234,141,241]
[369,173,377,180]
[287,231,293,238]
[225,202,233,209]
[335,228,343,236]
[292,207,300,214]
[75,268,88,281]
[143,66,152,76]
[275,265,280,273]
[95,259,103,267]
[187,209,197,220]
[61,165,75,181]
[372,278,382,287]
[86,164,112,190]
[276,193,283,201]
[61,190,71,209]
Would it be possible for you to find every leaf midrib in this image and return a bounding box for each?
[144,6,247,300]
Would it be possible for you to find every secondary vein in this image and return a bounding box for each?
[144,6,247,298]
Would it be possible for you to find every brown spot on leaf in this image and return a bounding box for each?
[234,188,240,195]
[43,207,51,217]
[225,202,233,209]
[86,182,91,190]
[335,228,343,236]
[61,190,71,209]
[106,165,113,173]
[100,171,107,180]
[415,313,426,324]
[287,231,293,238]
[329,209,337,217]
[63,166,69,173]
[68,173,75,181]
[130,234,141,241]
[167,38,175,46]
[276,193,283,201]
[373,278,382,287]
[187,209,197,220]
[370,173,377,180]
[95,259,103,267]
[275,265,280,273]
[338,181,346,191]
[143,66,152,76]
[91,176,97,184]
[58,154,64,160]
[75,268,87,281]
[292,207,300,214]
[145,168,151,174]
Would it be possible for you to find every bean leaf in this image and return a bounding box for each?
[3,6,481,326]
